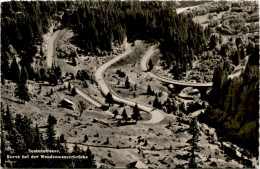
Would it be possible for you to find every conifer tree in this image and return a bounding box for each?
[147,84,153,95]
[15,82,30,104]
[71,73,75,80]
[2,105,14,131]
[2,106,26,156]
[54,65,62,80]
[56,138,65,154]
[132,104,142,122]
[12,131,26,154]
[71,87,77,96]
[48,114,57,126]
[1,54,10,80]
[188,148,197,168]
[20,66,28,84]
[113,110,119,119]
[85,147,97,168]
[32,124,44,149]
[10,58,20,82]
[46,114,57,149]
[68,83,71,91]
[72,143,80,154]
[125,76,130,89]
[105,92,113,106]
[121,108,128,122]
[153,95,160,108]
[188,118,199,168]
[83,135,88,142]
[210,65,228,105]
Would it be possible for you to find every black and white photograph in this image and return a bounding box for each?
[0,0,259,168]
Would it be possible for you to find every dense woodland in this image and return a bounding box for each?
[1,1,66,80]
[1,1,209,81]
[1,105,96,168]
[199,44,259,156]
[62,1,209,77]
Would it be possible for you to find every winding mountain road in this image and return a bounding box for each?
[140,44,213,87]
[46,30,63,68]
[95,43,165,124]
[47,30,164,123]
[140,44,159,72]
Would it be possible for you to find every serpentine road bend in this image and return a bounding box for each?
[95,43,165,124]
[46,30,164,121]
[140,44,213,87]
[46,30,113,115]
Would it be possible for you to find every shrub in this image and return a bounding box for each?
[116,70,126,78]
